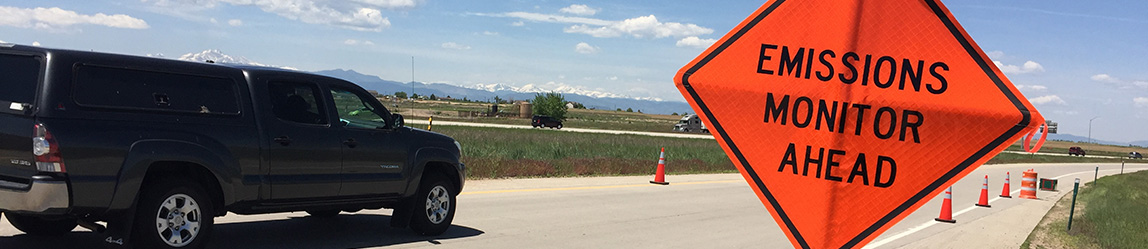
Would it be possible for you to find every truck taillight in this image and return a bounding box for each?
[33,124,66,172]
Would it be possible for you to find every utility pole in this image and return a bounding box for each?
[411,56,415,114]
[1088,116,1099,144]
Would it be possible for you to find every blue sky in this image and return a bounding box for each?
[1,0,1146,143]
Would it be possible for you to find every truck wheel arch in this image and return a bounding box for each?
[107,140,238,216]
[403,147,463,198]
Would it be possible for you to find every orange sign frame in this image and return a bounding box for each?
[675,0,1043,248]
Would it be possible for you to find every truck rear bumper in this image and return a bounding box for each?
[0,175,70,213]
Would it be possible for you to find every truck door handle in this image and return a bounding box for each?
[273,136,292,146]
[344,138,358,148]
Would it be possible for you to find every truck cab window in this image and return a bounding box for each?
[330,87,388,129]
[268,82,327,125]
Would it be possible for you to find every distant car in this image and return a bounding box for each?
[532,115,563,129]
[1068,147,1086,157]
[1130,152,1143,159]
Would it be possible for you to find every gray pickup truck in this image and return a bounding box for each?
[0,43,465,248]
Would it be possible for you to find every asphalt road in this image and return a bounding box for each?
[3,163,1144,248]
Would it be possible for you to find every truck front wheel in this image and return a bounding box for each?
[5,213,77,236]
[133,178,214,249]
[409,173,456,236]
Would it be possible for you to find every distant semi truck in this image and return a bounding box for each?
[673,114,709,133]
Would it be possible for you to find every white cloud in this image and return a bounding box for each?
[559,4,598,16]
[1015,84,1048,91]
[496,12,612,26]
[574,42,599,54]
[993,60,1044,74]
[482,31,499,36]
[564,15,713,38]
[511,21,525,26]
[441,42,471,50]
[349,0,418,9]
[676,36,717,48]
[228,19,242,26]
[1135,97,1148,108]
[1029,95,1066,105]
[142,0,415,31]
[0,6,149,30]
[481,12,711,39]
[1091,74,1148,89]
[609,76,618,81]
[1091,74,1119,82]
[985,50,1005,59]
[344,39,374,46]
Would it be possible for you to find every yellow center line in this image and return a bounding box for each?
[460,179,743,195]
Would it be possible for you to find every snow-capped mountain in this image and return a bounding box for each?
[176,49,297,70]
[179,49,261,65]
[471,82,664,102]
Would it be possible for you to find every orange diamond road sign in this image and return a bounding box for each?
[674,0,1045,248]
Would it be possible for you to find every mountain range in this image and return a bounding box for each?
[312,69,693,115]
[1031,133,1148,148]
[171,49,692,114]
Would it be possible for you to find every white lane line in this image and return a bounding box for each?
[863,167,1147,249]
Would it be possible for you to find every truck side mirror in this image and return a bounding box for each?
[392,113,405,128]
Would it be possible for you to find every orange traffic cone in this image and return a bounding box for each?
[999,172,1012,198]
[976,175,991,208]
[650,147,669,185]
[934,186,955,223]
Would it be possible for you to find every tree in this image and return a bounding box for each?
[429,94,438,100]
[394,91,408,99]
[411,93,420,99]
[672,112,679,116]
[626,108,633,112]
[572,102,585,109]
[616,108,622,111]
[532,92,567,120]
[494,96,505,104]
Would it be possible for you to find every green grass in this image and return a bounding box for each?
[987,152,1129,164]
[434,125,1133,179]
[1076,170,1148,248]
[432,126,735,179]
[1023,170,1148,249]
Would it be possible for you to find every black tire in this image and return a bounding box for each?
[409,174,456,236]
[132,178,214,249]
[306,209,340,218]
[5,213,77,236]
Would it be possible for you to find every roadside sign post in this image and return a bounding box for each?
[1067,178,1080,232]
[673,0,1045,248]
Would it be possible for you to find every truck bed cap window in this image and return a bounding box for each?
[0,54,41,109]
[72,65,240,115]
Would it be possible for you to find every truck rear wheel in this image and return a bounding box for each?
[5,213,77,236]
[409,174,456,236]
[133,178,214,249]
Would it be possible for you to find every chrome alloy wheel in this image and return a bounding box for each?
[424,186,450,224]
[154,194,202,247]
